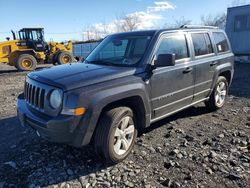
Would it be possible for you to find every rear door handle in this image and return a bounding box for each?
[183,67,193,74]
[210,61,218,66]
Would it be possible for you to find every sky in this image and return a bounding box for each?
[0,0,249,42]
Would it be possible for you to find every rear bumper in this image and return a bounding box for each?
[17,94,90,147]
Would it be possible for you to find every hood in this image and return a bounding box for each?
[28,63,140,90]
[0,40,20,47]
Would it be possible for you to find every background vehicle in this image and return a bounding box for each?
[17,26,234,163]
[0,28,74,71]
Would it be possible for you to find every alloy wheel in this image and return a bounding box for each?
[113,116,135,155]
[215,81,227,106]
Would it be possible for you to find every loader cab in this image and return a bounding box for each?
[18,28,46,52]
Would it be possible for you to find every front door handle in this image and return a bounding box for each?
[210,61,218,66]
[183,67,193,74]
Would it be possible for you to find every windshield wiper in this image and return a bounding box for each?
[88,60,115,66]
[83,59,90,63]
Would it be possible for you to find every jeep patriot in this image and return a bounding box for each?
[17,26,234,163]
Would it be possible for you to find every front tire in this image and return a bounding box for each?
[16,54,37,71]
[94,107,137,163]
[205,76,228,111]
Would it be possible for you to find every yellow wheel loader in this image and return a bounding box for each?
[0,28,74,71]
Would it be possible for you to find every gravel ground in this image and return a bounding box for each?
[0,63,249,188]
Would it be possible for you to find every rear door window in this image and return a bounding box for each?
[191,33,213,56]
[204,33,214,54]
[213,32,230,53]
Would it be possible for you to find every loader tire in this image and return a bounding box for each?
[16,54,37,71]
[57,51,73,64]
[52,51,61,65]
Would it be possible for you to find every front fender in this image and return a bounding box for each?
[91,83,150,114]
[77,81,151,146]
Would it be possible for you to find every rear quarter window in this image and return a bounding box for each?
[213,32,230,53]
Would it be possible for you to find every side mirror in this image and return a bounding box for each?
[155,53,175,67]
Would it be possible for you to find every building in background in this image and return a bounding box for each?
[226,5,250,62]
[73,41,100,59]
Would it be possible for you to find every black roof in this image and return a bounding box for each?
[19,28,44,31]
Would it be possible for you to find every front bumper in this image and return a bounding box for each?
[17,94,89,147]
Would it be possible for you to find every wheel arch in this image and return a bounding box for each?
[208,63,233,97]
[218,70,231,86]
[88,95,148,145]
[8,50,37,66]
[83,83,152,141]
[99,96,147,129]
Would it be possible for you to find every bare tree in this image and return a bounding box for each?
[82,12,144,41]
[173,16,192,28]
[114,13,141,32]
[96,20,109,37]
[113,14,124,32]
[200,13,227,29]
[82,25,92,41]
[164,16,192,29]
[82,24,103,41]
[230,0,248,7]
[121,14,140,31]
[101,22,108,36]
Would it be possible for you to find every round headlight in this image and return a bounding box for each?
[50,89,62,109]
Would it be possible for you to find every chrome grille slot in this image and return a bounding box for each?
[28,84,32,103]
[31,86,35,104]
[40,89,45,109]
[24,81,45,110]
[35,87,40,107]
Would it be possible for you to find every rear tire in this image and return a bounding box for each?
[205,76,228,111]
[16,54,37,71]
[57,51,73,65]
[94,107,137,163]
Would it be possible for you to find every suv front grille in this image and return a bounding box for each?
[24,76,62,117]
[25,82,45,110]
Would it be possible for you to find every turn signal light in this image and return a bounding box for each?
[61,107,86,116]
[74,107,86,116]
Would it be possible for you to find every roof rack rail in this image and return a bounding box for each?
[180,25,219,29]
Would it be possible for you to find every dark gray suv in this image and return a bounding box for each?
[17,26,234,163]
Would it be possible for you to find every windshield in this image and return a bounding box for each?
[85,34,152,67]
[18,30,44,41]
